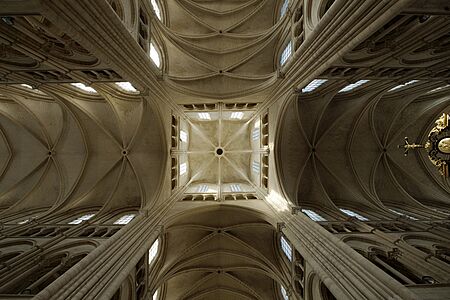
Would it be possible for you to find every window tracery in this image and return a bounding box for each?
[302,79,327,93]
[68,214,95,224]
[302,209,326,221]
[281,235,292,261]
[280,0,289,18]
[340,209,368,221]
[113,214,136,225]
[280,41,292,66]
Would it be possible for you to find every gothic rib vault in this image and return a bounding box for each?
[0,0,449,300]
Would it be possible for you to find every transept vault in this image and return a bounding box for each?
[0,0,449,300]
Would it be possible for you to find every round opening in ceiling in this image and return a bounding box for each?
[216,148,224,156]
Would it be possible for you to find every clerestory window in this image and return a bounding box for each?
[302,209,326,221]
[114,214,136,224]
[150,42,161,68]
[280,41,292,66]
[338,80,369,93]
[281,285,289,300]
[68,213,95,224]
[302,79,328,93]
[280,0,289,18]
[148,238,159,264]
[280,235,292,261]
[71,83,97,93]
[340,209,368,221]
[150,0,161,20]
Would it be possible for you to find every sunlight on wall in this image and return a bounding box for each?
[266,190,290,212]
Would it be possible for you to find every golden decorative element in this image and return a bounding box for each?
[401,113,450,177]
[399,137,423,156]
[438,138,450,154]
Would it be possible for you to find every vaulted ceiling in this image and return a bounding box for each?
[276,12,450,219]
[157,0,283,102]
[154,206,284,299]
[0,83,165,222]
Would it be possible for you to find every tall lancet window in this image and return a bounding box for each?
[280,41,292,66]
[151,0,161,20]
[281,235,292,261]
[150,42,161,68]
[148,238,159,265]
[280,0,289,18]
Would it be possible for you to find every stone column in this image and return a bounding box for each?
[34,190,183,300]
[280,211,418,299]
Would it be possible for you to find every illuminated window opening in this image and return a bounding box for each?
[153,290,159,300]
[302,209,326,221]
[114,214,136,224]
[20,84,33,89]
[389,209,418,220]
[302,79,328,93]
[150,43,161,68]
[340,209,368,221]
[115,82,138,92]
[198,112,211,120]
[68,213,95,224]
[428,85,449,93]
[280,42,292,66]
[180,163,187,175]
[197,184,209,193]
[148,238,159,264]
[230,112,244,119]
[151,0,161,20]
[281,285,289,300]
[389,80,419,92]
[252,161,260,173]
[71,83,97,93]
[180,130,188,142]
[252,128,260,140]
[281,236,292,261]
[338,80,369,93]
[230,184,241,192]
[280,0,289,18]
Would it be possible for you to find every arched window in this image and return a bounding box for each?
[280,41,292,66]
[280,285,289,300]
[151,0,161,20]
[71,83,97,93]
[113,214,136,225]
[68,214,95,224]
[302,209,326,221]
[338,80,369,93]
[281,235,292,261]
[115,82,138,93]
[148,238,159,265]
[389,80,419,92]
[153,289,159,300]
[302,79,327,93]
[150,42,161,68]
[340,209,368,221]
[279,0,289,18]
